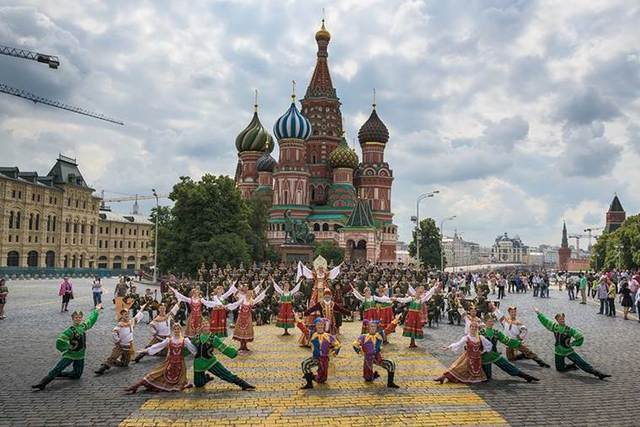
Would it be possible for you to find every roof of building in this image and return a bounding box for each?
[46,155,91,189]
[0,165,63,191]
[344,198,375,228]
[305,19,337,99]
[329,135,359,169]
[99,210,152,225]
[609,194,624,212]
[235,109,274,153]
[273,99,312,141]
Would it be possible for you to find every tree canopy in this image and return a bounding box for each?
[591,215,640,270]
[408,218,443,268]
[314,241,344,265]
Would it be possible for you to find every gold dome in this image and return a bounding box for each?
[315,19,330,41]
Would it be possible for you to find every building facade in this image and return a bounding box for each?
[442,232,480,267]
[491,232,528,264]
[234,21,398,263]
[0,155,153,269]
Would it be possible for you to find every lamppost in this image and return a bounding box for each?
[152,189,159,284]
[414,190,439,267]
[440,215,456,272]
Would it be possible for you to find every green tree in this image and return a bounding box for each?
[408,218,443,268]
[245,197,271,262]
[314,241,344,265]
[149,205,175,275]
[591,215,640,270]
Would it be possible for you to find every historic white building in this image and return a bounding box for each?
[442,232,480,267]
[491,232,529,264]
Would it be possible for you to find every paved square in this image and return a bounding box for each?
[0,278,638,426]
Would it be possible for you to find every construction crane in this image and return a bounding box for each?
[1,43,124,125]
[0,44,60,69]
[568,234,589,259]
[99,192,169,214]
[583,227,603,251]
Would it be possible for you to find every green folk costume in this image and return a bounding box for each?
[536,312,610,379]
[191,333,254,390]
[32,309,100,390]
[480,327,538,382]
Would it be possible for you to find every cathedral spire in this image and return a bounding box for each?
[561,221,569,248]
[305,18,336,99]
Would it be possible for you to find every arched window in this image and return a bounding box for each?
[47,215,51,231]
[28,213,34,230]
[313,223,320,231]
[311,187,316,202]
[16,212,21,229]
[8,211,13,229]
[35,214,40,230]
[71,255,77,268]
[322,223,329,231]
[113,256,122,269]
[98,256,108,269]
[79,254,84,268]
[7,251,19,267]
[312,154,317,163]
[52,216,56,231]
[45,251,56,268]
[284,191,289,205]
[63,255,69,268]
[127,256,136,270]
[27,251,39,267]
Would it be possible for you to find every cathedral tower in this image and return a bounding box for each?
[558,221,571,271]
[301,19,343,206]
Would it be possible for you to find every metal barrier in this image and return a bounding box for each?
[0,267,137,280]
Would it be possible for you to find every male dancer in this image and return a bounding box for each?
[95,304,146,375]
[502,306,549,368]
[295,314,341,389]
[534,308,610,380]
[352,315,401,388]
[134,303,180,363]
[303,289,350,335]
[191,331,255,390]
[32,305,101,390]
[480,314,539,383]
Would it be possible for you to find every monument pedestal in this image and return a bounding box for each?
[279,244,314,263]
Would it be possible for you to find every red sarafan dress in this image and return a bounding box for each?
[140,337,196,391]
[227,288,269,343]
[273,280,301,330]
[208,285,237,337]
[396,287,438,340]
[170,288,212,336]
[442,334,490,384]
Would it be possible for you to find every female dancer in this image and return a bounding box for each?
[170,287,219,336]
[394,283,441,348]
[208,282,237,337]
[125,323,196,393]
[273,278,301,335]
[434,321,490,384]
[226,286,270,352]
[350,283,379,333]
[134,303,180,363]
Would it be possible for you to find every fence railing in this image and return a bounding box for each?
[0,267,137,280]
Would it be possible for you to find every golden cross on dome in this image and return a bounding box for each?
[372,88,377,109]
[291,80,296,101]
[254,89,258,112]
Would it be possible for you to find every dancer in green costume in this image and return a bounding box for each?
[480,314,539,383]
[534,308,610,380]
[32,305,101,390]
[191,332,255,390]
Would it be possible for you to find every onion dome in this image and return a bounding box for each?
[256,151,277,173]
[358,105,389,145]
[235,107,274,153]
[315,19,330,42]
[329,135,359,169]
[273,95,312,141]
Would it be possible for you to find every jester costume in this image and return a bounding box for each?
[537,312,610,380]
[297,318,341,389]
[352,319,400,388]
[479,316,539,383]
[191,333,254,390]
[32,309,99,390]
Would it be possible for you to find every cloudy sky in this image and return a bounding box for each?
[1,0,639,247]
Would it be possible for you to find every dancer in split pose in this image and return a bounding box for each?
[352,315,402,388]
[502,306,549,368]
[125,324,196,393]
[32,305,101,390]
[134,303,180,363]
[95,304,146,376]
[535,308,610,380]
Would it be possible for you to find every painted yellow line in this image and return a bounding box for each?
[208,368,447,380]
[140,393,485,411]
[226,359,441,368]
[120,410,508,427]
[192,379,469,392]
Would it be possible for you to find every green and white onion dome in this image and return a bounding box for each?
[235,110,274,153]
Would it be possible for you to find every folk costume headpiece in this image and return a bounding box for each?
[323,289,332,297]
[313,317,328,326]
[554,313,565,321]
[483,313,497,322]
[71,310,83,317]
[363,319,380,327]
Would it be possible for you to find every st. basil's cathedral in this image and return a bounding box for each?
[234,20,398,263]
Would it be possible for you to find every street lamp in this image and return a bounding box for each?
[440,215,456,272]
[415,190,440,267]
[152,189,159,284]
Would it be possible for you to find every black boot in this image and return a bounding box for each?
[536,359,551,368]
[133,353,145,363]
[595,371,611,380]
[301,372,314,389]
[518,372,539,383]
[387,371,400,388]
[94,364,110,376]
[31,376,54,391]
[234,378,256,390]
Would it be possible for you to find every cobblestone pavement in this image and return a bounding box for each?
[0,279,638,426]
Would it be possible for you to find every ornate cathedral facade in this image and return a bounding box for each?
[233,21,398,263]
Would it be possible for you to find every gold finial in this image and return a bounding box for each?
[322,7,326,28]
[291,80,296,102]
[372,88,377,109]
[254,89,258,112]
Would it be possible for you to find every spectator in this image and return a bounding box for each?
[578,273,588,305]
[91,276,103,308]
[0,278,8,319]
[566,276,575,301]
[58,277,73,313]
[597,278,608,315]
[629,274,639,314]
[607,277,617,317]
[620,280,633,320]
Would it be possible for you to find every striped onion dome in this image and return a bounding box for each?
[256,151,277,173]
[273,99,312,141]
[329,135,358,169]
[358,106,389,145]
[235,110,274,153]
